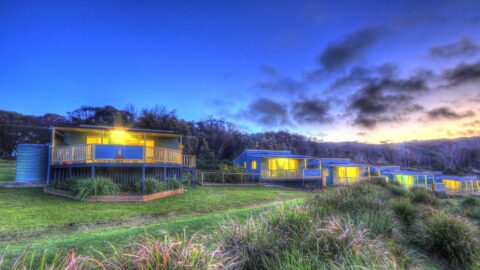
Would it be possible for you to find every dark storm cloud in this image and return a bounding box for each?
[255,78,306,93]
[291,98,333,124]
[241,98,290,126]
[317,27,387,72]
[344,65,429,128]
[430,38,479,58]
[442,60,480,86]
[426,107,475,120]
[255,65,306,93]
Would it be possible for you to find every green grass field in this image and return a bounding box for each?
[0,186,307,263]
[0,160,15,181]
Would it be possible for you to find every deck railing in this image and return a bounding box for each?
[51,144,195,167]
[261,169,304,179]
[333,176,368,186]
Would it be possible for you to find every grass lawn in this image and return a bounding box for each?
[0,186,307,263]
[0,160,15,181]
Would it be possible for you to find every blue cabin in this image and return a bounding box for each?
[442,175,479,194]
[380,169,444,191]
[311,159,372,186]
[233,149,321,186]
[233,150,373,187]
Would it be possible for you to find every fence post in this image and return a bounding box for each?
[222,172,225,184]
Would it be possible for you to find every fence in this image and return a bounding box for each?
[198,170,259,185]
[0,160,15,181]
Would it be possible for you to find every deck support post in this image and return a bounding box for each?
[141,165,146,193]
[91,164,95,178]
[163,166,167,181]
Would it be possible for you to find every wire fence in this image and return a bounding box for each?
[197,170,260,185]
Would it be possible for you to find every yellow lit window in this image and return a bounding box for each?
[251,160,257,169]
[243,161,246,168]
[267,158,298,170]
[444,180,460,191]
[86,136,109,144]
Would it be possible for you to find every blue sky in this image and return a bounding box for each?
[1,0,480,142]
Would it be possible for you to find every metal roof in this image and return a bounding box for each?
[383,170,443,176]
[52,124,180,136]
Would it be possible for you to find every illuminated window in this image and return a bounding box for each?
[267,158,298,170]
[86,136,109,144]
[243,161,246,168]
[444,179,460,191]
[251,160,257,169]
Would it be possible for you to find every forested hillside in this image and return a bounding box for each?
[1,106,479,173]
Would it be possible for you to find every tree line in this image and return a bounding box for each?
[0,105,479,173]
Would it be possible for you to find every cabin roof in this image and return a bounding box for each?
[235,149,316,159]
[330,163,371,167]
[384,170,443,176]
[441,175,478,181]
[52,124,181,137]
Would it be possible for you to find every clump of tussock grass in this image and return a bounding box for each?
[310,184,396,236]
[369,176,388,187]
[461,195,480,208]
[301,217,399,268]
[7,234,226,270]
[72,177,119,201]
[409,187,439,206]
[387,184,408,197]
[217,206,312,270]
[92,233,224,270]
[391,198,418,225]
[413,212,480,268]
[310,184,389,215]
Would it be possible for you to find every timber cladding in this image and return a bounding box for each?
[43,187,184,202]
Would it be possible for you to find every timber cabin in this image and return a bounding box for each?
[233,149,373,188]
[48,125,196,186]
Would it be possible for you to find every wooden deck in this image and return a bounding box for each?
[51,144,195,168]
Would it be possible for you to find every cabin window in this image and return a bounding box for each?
[243,161,246,168]
[444,179,460,191]
[251,160,257,169]
[86,136,109,144]
[267,158,298,170]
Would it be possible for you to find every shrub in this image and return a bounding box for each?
[409,187,438,206]
[391,199,417,224]
[166,178,181,190]
[142,178,167,194]
[48,179,77,192]
[414,212,480,268]
[387,184,408,197]
[370,176,387,187]
[72,177,119,201]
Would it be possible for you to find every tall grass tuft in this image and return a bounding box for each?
[461,195,480,207]
[217,206,311,269]
[72,177,119,201]
[409,187,439,206]
[387,184,408,197]
[413,212,480,268]
[143,177,167,194]
[369,176,388,187]
[391,199,417,224]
